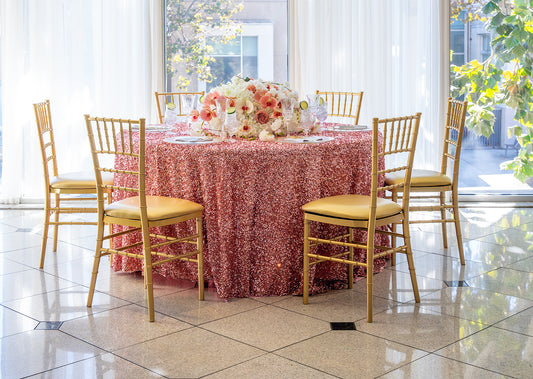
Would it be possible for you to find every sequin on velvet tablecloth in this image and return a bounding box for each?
[111,124,389,299]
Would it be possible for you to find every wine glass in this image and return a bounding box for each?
[281,97,295,136]
[215,97,229,139]
[164,103,178,128]
[181,94,197,133]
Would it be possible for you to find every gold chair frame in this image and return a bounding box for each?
[34,100,110,269]
[85,115,204,321]
[303,113,422,322]
[154,91,205,123]
[388,98,468,265]
[315,90,364,125]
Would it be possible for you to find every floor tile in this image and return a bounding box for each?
[0,305,39,338]
[114,327,264,378]
[275,288,394,323]
[468,267,533,301]
[0,255,32,275]
[351,269,446,302]
[393,253,498,282]
[26,353,165,378]
[155,286,264,325]
[355,304,485,352]
[436,326,533,378]
[493,306,533,337]
[416,287,533,325]
[60,304,190,351]
[507,255,533,273]
[448,238,531,266]
[0,269,77,302]
[202,304,331,351]
[3,285,130,322]
[95,271,197,304]
[277,330,427,378]
[378,353,512,378]
[205,353,338,378]
[0,330,104,378]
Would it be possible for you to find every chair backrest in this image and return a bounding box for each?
[34,100,59,187]
[440,98,468,183]
[154,91,205,122]
[315,90,364,125]
[373,113,422,213]
[84,116,146,211]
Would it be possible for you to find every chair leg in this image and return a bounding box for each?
[39,194,51,269]
[303,219,310,305]
[196,217,204,301]
[439,192,448,249]
[402,218,420,303]
[52,193,60,252]
[142,226,155,322]
[348,227,354,289]
[87,219,105,307]
[391,190,397,266]
[452,188,465,265]
[366,232,374,323]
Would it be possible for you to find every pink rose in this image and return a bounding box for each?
[254,110,270,124]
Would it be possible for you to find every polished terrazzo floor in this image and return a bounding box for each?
[0,205,532,378]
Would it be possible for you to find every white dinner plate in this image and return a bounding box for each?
[164,136,215,145]
[332,124,368,131]
[131,124,172,132]
[279,136,334,144]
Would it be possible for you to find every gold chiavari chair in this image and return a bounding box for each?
[84,115,204,321]
[154,91,205,123]
[386,98,468,265]
[315,90,364,125]
[302,113,422,322]
[34,100,112,269]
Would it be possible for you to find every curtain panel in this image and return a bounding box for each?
[0,0,164,203]
[289,0,450,170]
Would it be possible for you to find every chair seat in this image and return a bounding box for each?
[385,169,451,187]
[105,196,203,221]
[50,171,113,190]
[302,194,402,220]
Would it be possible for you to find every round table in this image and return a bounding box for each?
[111,124,388,299]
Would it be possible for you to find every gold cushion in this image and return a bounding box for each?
[385,169,451,187]
[50,171,113,190]
[105,196,203,221]
[302,194,402,220]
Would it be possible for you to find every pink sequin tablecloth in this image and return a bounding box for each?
[112,125,389,299]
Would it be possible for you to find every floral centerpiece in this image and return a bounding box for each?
[192,76,307,141]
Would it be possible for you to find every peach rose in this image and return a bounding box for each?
[200,107,215,122]
[254,110,270,124]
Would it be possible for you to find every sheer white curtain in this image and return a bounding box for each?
[0,0,164,203]
[290,0,450,170]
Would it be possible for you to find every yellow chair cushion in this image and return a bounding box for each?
[50,171,113,190]
[385,169,451,187]
[105,196,203,221]
[302,194,402,220]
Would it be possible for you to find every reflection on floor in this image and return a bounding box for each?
[0,206,532,378]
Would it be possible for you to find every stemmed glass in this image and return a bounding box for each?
[281,97,295,136]
[181,94,197,133]
[215,97,229,139]
[164,103,178,128]
[307,94,328,134]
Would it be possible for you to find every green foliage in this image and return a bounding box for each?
[166,0,243,90]
[450,0,533,182]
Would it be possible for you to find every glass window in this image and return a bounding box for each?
[164,1,285,92]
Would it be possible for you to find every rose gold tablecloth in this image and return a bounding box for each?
[111,124,389,299]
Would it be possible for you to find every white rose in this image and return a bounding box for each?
[271,119,283,132]
[259,129,275,141]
